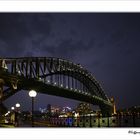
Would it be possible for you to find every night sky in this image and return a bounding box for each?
[1,13,140,111]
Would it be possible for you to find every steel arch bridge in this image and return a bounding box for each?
[0,57,113,116]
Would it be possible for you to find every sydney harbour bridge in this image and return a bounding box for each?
[0,57,113,116]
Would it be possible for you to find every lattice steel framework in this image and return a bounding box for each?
[0,57,113,116]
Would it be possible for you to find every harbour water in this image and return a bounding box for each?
[50,115,140,127]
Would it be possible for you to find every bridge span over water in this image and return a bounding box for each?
[0,57,113,116]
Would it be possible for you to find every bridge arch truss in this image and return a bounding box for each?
[0,57,113,116]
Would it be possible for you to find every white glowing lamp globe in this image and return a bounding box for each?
[16,103,20,108]
[29,90,37,97]
[11,106,15,110]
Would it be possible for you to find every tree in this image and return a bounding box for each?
[75,102,92,115]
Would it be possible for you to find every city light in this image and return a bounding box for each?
[59,114,67,118]
[38,77,43,81]
[4,111,10,116]
[17,70,21,75]
[74,113,79,118]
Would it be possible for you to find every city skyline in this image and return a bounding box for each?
[0,13,140,110]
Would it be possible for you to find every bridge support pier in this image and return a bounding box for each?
[0,79,7,114]
[0,103,7,115]
[0,79,4,100]
[99,104,113,117]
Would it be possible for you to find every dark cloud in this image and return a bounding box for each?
[0,13,52,57]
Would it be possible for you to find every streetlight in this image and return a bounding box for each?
[11,106,15,110]
[15,103,20,127]
[16,103,20,108]
[11,106,15,124]
[29,90,37,127]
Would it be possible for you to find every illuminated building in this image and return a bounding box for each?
[75,102,92,115]
[51,106,61,114]
[61,106,72,113]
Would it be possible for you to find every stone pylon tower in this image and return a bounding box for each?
[110,97,117,115]
[0,79,4,101]
[0,79,7,115]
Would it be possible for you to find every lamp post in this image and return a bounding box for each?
[107,113,110,127]
[97,113,100,127]
[90,112,92,127]
[29,90,37,127]
[15,103,20,127]
[72,111,75,127]
[11,106,15,124]
[11,106,15,110]
[82,114,85,127]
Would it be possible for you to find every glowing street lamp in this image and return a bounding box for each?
[16,103,20,108]
[11,106,15,110]
[15,103,20,127]
[29,90,37,127]
[11,106,15,124]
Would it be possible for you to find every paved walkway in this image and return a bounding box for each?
[0,120,56,128]
[0,123,14,128]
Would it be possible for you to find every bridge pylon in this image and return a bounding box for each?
[0,79,4,101]
[110,97,117,115]
[0,78,7,115]
[99,103,113,117]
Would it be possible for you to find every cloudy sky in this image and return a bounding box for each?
[1,13,140,111]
